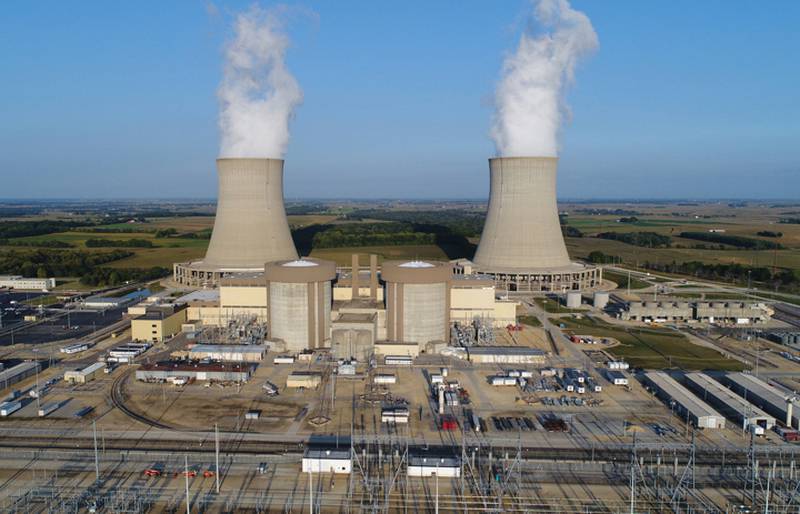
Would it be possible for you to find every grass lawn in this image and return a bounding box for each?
[518,315,542,327]
[534,297,584,314]
[559,316,746,371]
[22,294,60,306]
[603,270,650,290]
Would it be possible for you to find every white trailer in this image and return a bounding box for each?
[38,402,60,417]
[0,400,22,416]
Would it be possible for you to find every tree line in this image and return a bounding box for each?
[679,231,783,250]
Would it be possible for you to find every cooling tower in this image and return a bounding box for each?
[473,157,570,271]
[203,158,298,269]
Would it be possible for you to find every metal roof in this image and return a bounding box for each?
[467,346,545,356]
[685,372,775,424]
[644,371,723,420]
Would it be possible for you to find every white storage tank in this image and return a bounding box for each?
[266,258,336,353]
[593,292,609,309]
[382,260,452,345]
[566,291,582,308]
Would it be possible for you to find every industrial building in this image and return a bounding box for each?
[331,312,377,361]
[466,346,546,365]
[187,344,265,363]
[764,330,800,348]
[0,275,56,291]
[683,372,775,432]
[301,447,352,474]
[0,361,41,390]
[721,372,799,428]
[407,450,461,478]
[136,361,254,382]
[642,371,726,429]
[382,260,452,347]
[621,301,772,323]
[265,258,336,352]
[286,371,322,389]
[621,301,693,322]
[462,157,600,292]
[131,304,188,343]
[173,158,298,287]
[83,289,150,309]
[64,362,105,384]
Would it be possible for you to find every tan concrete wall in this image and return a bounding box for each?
[132,310,187,343]
[333,286,384,302]
[374,342,419,357]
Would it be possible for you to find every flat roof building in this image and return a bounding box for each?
[0,276,56,291]
[721,372,799,429]
[684,372,775,431]
[642,371,726,430]
[188,344,265,363]
[136,361,254,382]
[0,361,42,390]
[286,371,322,389]
[131,304,188,343]
[64,362,105,384]
[302,447,351,474]
[466,346,546,365]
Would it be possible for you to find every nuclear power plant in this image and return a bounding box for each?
[173,158,298,287]
[461,156,601,292]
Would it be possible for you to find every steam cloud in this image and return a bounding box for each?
[218,6,302,158]
[490,0,598,157]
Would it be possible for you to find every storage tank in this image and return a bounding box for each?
[266,258,336,352]
[593,292,609,309]
[566,292,582,308]
[382,260,452,345]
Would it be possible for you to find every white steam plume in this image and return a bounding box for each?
[218,5,302,158]
[491,0,597,157]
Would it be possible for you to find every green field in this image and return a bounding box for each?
[309,244,450,266]
[518,315,542,327]
[602,270,650,290]
[534,297,584,314]
[560,316,746,371]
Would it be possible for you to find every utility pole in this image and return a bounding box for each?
[185,454,190,514]
[93,420,100,481]
[309,468,314,514]
[215,423,220,494]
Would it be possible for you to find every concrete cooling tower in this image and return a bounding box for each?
[468,157,601,292]
[173,158,298,287]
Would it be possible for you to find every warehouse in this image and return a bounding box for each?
[302,447,352,474]
[286,371,322,389]
[136,361,254,382]
[188,344,265,363]
[84,289,150,309]
[684,372,775,431]
[721,372,799,428]
[466,346,546,365]
[407,450,461,478]
[0,275,56,291]
[642,371,726,429]
[0,361,42,390]
[64,362,105,384]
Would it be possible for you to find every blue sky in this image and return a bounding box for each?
[1,0,798,200]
